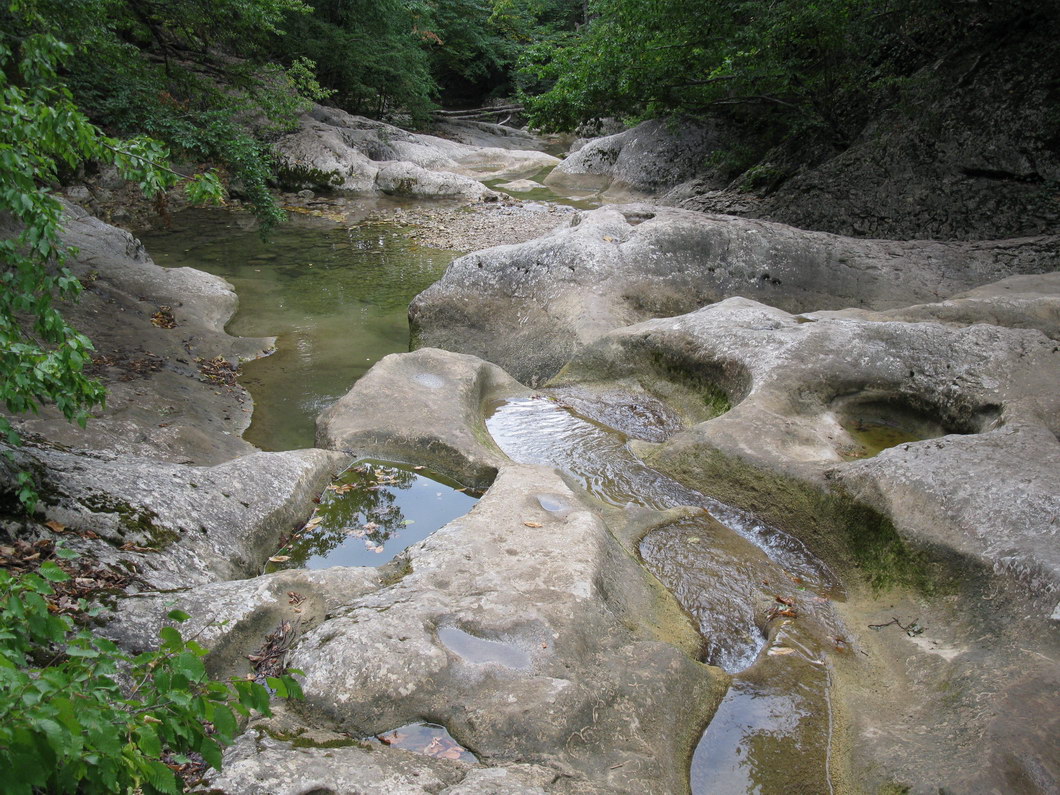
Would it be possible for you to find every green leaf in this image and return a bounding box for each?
[166,609,190,622]
[136,726,162,759]
[211,704,237,743]
[37,561,70,583]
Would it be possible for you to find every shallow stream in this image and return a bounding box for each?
[142,188,846,792]
[140,206,456,451]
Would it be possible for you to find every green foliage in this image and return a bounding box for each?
[275,0,438,123]
[0,5,229,509]
[0,554,302,794]
[56,0,328,229]
[519,0,1059,140]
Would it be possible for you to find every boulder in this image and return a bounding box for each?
[0,201,272,465]
[410,204,1059,384]
[275,105,558,200]
[375,161,499,202]
[0,444,348,590]
[545,119,723,197]
[316,348,521,489]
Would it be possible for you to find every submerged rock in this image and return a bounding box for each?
[410,204,1058,384]
[275,105,558,201]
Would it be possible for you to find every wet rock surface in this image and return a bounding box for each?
[281,464,722,794]
[3,113,1057,794]
[555,297,1060,598]
[410,203,1057,384]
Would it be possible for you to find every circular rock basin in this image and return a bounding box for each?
[368,722,476,763]
[265,461,480,571]
[833,396,968,460]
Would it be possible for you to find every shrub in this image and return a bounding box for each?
[0,550,301,794]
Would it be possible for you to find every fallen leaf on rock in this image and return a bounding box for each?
[268,555,290,563]
[768,647,796,656]
[44,520,66,533]
[523,521,543,528]
[119,543,152,553]
[774,595,796,606]
[304,517,323,529]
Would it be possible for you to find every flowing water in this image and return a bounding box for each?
[144,196,845,792]
[486,393,844,792]
[140,207,456,451]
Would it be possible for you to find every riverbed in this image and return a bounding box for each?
[139,180,848,793]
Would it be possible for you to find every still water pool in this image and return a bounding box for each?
[140,207,456,451]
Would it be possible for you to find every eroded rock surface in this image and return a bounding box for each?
[410,204,1058,384]
[282,464,721,793]
[0,201,273,464]
[276,105,558,201]
[0,444,348,590]
[316,347,521,488]
[553,297,1060,600]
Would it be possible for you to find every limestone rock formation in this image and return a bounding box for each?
[0,201,272,465]
[552,296,1060,602]
[0,444,348,591]
[275,105,558,200]
[544,119,722,198]
[410,204,1058,384]
[316,347,520,488]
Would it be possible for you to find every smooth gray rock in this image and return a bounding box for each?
[285,463,723,794]
[410,204,1058,384]
[431,119,547,151]
[103,567,381,669]
[811,271,1060,340]
[275,105,557,200]
[208,728,467,795]
[375,161,500,202]
[316,348,520,488]
[552,297,1060,600]
[545,119,722,197]
[0,201,272,465]
[1,444,348,590]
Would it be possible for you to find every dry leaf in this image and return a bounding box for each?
[44,520,66,533]
[687,536,700,543]
[523,521,543,528]
[768,647,796,656]
[269,555,291,563]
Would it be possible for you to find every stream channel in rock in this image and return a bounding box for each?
[140,176,856,792]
